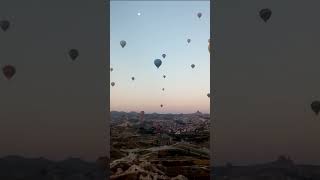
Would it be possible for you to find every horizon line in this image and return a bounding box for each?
[110,110,210,114]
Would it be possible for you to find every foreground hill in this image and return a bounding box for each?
[214,156,320,180]
[0,155,108,180]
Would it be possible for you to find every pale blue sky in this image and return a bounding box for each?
[110,1,210,114]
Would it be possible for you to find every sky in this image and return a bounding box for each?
[110,1,210,114]
[213,0,320,166]
[0,0,107,161]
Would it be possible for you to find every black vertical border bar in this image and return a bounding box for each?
[210,0,214,179]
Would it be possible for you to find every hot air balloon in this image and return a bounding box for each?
[69,49,79,60]
[120,40,126,48]
[191,64,195,68]
[160,104,163,108]
[0,20,10,31]
[197,12,202,18]
[163,75,166,78]
[2,65,15,80]
[162,88,165,91]
[162,54,166,59]
[207,93,210,98]
[259,8,272,22]
[187,39,191,43]
[131,77,135,81]
[154,59,162,68]
[110,68,113,72]
[311,101,320,115]
[111,82,115,87]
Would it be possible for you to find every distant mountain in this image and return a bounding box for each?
[0,155,106,180]
[110,111,127,116]
[110,111,210,118]
[214,156,320,179]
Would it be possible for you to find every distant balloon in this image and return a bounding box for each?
[162,88,165,91]
[162,54,166,59]
[131,77,135,81]
[163,75,166,78]
[110,68,113,72]
[197,12,202,18]
[0,20,10,31]
[120,40,126,48]
[259,8,272,22]
[2,65,16,80]
[69,49,79,60]
[191,64,195,69]
[207,93,210,98]
[311,101,320,115]
[154,59,162,68]
[160,104,163,108]
[187,39,191,43]
[111,82,115,87]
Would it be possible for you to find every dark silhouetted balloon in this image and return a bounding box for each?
[191,64,195,68]
[110,68,113,72]
[132,77,135,81]
[162,88,165,91]
[197,12,202,18]
[163,75,166,78]
[187,39,191,43]
[154,59,162,68]
[0,20,10,31]
[160,104,163,108]
[2,65,15,80]
[120,40,126,48]
[259,8,272,22]
[111,82,115,87]
[69,49,79,60]
[311,101,320,115]
[207,93,210,98]
[162,54,166,59]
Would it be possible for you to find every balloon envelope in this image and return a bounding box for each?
[187,39,191,43]
[111,82,115,86]
[259,8,272,22]
[197,12,202,18]
[132,77,135,80]
[0,20,10,31]
[110,68,113,72]
[162,54,166,58]
[120,40,126,48]
[163,75,166,78]
[311,101,320,115]
[2,65,15,80]
[69,49,79,60]
[207,93,210,98]
[154,59,162,68]
[191,64,195,68]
